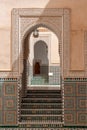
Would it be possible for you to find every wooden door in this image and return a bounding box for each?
[34,62,40,74]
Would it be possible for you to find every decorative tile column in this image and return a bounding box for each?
[0,78,18,126]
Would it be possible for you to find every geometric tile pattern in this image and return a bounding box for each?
[76,97,87,110]
[64,79,87,126]
[0,80,17,126]
[4,83,16,96]
[64,84,75,96]
[49,66,60,85]
[64,97,75,110]
[4,96,17,111]
[77,111,87,125]
[77,84,87,96]
[4,111,16,125]
[6,100,14,108]
[64,110,76,125]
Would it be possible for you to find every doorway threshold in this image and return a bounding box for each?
[27,85,61,90]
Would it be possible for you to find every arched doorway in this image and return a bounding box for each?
[33,40,48,76]
[32,40,49,85]
[22,26,60,86]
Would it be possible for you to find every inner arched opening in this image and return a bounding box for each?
[34,40,48,75]
[33,40,49,84]
[22,26,61,87]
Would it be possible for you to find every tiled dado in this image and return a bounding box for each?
[4,111,16,125]
[0,79,17,126]
[64,78,87,126]
[64,82,87,97]
[64,111,76,125]
[64,110,87,126]
[4,83,17,96]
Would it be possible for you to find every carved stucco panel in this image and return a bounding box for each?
[20,17,62,40]
[11,13,19,72]
[18,8,64,17]
[63,13,70,77]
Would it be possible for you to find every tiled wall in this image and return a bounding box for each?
[49,66,60,85]
[0,78,18,126]
[64,78,87,126]
[28,65,61,85]
[0,77,86,127]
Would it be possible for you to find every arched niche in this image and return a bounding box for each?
[33,40,49,77]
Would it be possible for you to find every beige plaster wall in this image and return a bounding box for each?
[0,28,11,70]
[70,30,84,70]
[0,0,87,70]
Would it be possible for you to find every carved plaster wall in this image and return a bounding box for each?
[10,8,71,79]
